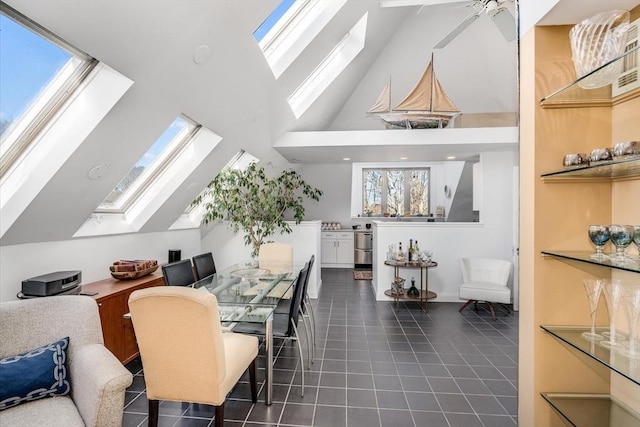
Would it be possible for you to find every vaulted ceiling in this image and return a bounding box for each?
[2,0,637,245]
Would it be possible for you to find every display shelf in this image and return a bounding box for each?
[541,393,640,427]
[541,326,640,386]
[541,157,640,181]
[541,250,640,274]
[540,45,640,107]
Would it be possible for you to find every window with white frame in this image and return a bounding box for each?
[253,0,347,79]
[0,3,97,178]
[287,12,367,118]
[97,115,200,212]
[363,168,430,217]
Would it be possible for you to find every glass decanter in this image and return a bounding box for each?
[609,224,634,263]
[582,279,604,342]
[588,225,610,260]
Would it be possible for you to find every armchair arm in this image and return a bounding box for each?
[70,344,133,427]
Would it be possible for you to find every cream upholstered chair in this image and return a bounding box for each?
[128,286,258,427]
[0,295,132,427]
[459,258,512,320]
[258,242,293,274]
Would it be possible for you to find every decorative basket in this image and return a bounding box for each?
[110,260,158,280]
[569,10,630,89]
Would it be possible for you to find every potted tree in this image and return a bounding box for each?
[192,163,323,256]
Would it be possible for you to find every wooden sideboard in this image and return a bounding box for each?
[83,272,164,364]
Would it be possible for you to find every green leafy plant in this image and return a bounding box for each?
[192,163,323,256]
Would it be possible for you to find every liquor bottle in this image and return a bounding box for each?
[408,239,413,261]
[397,242,404,261]
[407,276,419,296]
[414,240,420,260]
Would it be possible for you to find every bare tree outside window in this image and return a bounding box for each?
[386,170,404,216]
[410,169,429,215]
[363,168,429,217]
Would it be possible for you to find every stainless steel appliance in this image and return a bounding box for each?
[354,231,373,267]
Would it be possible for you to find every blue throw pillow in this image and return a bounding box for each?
[0,337,71,410]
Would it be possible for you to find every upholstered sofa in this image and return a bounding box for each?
[0,295,133,426]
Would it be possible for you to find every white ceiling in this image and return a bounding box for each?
[1,0,636,245]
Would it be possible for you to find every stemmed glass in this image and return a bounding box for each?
[582,279,605,342]
[609,224,634,263]
[588,225,610,260]
[621,286,640,360]
[601,279,626,350]
[633,225,640,260]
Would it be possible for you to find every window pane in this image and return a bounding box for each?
[363,169,382,216]
[410,169,429,215]
[99,116,193,209]
[253,0,296,42]
[0,13,72,140]
[386,170,404,216]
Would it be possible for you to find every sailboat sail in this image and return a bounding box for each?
[367,54,460,129]
[367,80,391,114]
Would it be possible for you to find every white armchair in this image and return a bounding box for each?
[0,296,133,427]
[458,258,512,320]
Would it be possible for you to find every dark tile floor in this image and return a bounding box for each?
[123,268,518,427]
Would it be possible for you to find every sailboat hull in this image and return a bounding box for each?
[376,111,460,129]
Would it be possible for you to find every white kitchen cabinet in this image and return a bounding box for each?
[321,231,354,267]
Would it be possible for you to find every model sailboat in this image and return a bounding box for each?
[367,54,460,129]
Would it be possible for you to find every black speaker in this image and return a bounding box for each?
[168,249,181,263]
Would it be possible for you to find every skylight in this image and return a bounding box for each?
[0,4,96,178]
[287,12,368,119]
[97,116,199,212]
[254,0,347,79]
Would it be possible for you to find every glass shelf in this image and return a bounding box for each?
[541,157,640,181]
[541,250,640,274]
[541,393,640,427]
[540,45,640,107]
[541,326,640,385]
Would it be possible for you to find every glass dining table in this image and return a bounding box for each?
[189,260,302,405]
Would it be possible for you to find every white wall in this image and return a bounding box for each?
[372,151,517,302]
[294,163,354,225]
[0,229,202,302]
[201,221,322,298]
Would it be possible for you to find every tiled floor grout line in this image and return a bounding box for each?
[123,270,518,427]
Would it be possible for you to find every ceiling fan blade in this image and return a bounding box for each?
[434,11,481,48]
[490,7,516,42]
[379,0,469,8]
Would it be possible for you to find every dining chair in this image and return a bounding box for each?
[274,254,317,365]
[128,286,258,427]
[161,259,195,286]
[192,252,216,280]
[232,263,309,395]
[458,257,512,320]
[258,242,293,274]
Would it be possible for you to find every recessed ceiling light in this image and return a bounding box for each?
[447,156,456,160]
[343,157,351,161]
[400,156,408,160]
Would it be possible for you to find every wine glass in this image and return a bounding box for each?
[633,225,640,260]
[621,286,640,360]
[601,279,626,350]
[609,224,634,263]
[582,279,605,342]
[588,225,610,259]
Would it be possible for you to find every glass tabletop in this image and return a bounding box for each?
[191,260,301,324]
